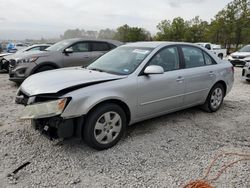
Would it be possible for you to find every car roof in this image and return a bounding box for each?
[123,41,202,49]
[62,38,123,46]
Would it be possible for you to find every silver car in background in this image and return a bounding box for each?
[16,42,234,150]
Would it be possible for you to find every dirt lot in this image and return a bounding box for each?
[0,67,249,188]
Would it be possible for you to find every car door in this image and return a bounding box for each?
[137,46,185,118]
[180,45,217,106]
[62,42,92,67]
[90,42,111,63]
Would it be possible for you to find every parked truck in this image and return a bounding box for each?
[196,43,227,59]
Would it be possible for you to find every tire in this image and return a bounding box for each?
[83,103,127,150]
[246,79,250,83]
[35,65,55,73]
[202,83,225,112]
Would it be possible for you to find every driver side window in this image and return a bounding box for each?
[70,42,90,52]
[148,47,180,72]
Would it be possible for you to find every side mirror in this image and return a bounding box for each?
[144,65,164,75]
[64,48,73,53]
[205,44,211,50]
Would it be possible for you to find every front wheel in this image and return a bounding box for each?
[202,83,225,112]
[83,103,127,150]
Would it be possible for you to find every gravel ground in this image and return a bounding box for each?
[0,67,249,188]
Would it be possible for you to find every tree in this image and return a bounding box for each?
[185,16,209,42]
[98,29,116,39]
[154,17,188,41]
[114,24,151,42]
[207,0,250,50]
[61,29,82,39]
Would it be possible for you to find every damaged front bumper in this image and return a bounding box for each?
[31,116,84,139]
[16,92,83,140]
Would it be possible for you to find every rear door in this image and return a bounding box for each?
[180,45,217,106]
[62,41,92,67]
[137,46,186,118]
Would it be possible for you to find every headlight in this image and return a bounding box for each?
[19,57,39,63]
[228,56,233,60]
[20,98,68,119]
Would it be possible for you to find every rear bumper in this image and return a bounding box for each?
[31,116,84,139]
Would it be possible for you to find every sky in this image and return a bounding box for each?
[0,0,232,40]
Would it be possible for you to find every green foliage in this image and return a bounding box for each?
[114,24,151,42]
[155,16,209,42]
[60,0,249,49]
[155,0,250,49]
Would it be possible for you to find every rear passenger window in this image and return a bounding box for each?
[92,42,110,51]
[182,46,205,68]
[204,52,216,65]
[109,43,117,49]
[148,47,180,72]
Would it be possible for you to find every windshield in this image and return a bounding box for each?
[88,46,153,75]
[239,45,250,52]
[46,40,72,51]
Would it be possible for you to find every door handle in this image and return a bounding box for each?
[83,56,89,58]
[176,76,184,82]
[209,71,215,76]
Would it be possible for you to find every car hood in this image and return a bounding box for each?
[20,67,127,96]
[4,50,56,60]
[231,52,250,57]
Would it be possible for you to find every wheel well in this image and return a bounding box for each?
[214,81,227,96]
[32,63,59,74]
[88,99,131,124]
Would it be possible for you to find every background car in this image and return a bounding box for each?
[0,44,51,72]
[8,39,123,83]
[228,45,250,66]
[196,42,227,59]
[242,62,250,82]
[16,42,234,150]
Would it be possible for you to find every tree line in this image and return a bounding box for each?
[61,0,250,50]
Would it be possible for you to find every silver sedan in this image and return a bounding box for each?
[16,42,234,150]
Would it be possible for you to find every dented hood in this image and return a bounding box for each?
[20,67,126,96]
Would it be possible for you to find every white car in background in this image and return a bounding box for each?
[242,62,250,82]
[196,43,227,59]
[228,45,250,67]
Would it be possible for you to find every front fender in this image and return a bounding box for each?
[61,92,129,119]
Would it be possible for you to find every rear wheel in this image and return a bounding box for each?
[83,103,127,150]
[246,79,250,83]
[202,83,225,112]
